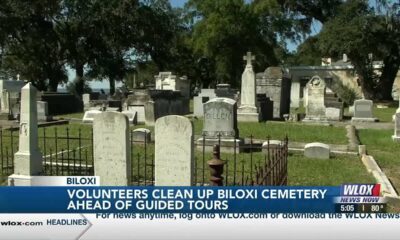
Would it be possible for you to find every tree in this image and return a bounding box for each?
[185,0,282,88]
[318,0,400,100]
[0,0,67,91]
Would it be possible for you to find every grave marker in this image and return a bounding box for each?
[238,52,260,122]
[9,83,43,186]
[155,115,194,186]
[93,112,131,186]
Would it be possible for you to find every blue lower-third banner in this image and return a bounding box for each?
[0,186,342,213]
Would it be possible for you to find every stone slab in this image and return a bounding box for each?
[93,112,131,186]
[155,115,194,186]
[304,142,330,159]
[82,110,102,123]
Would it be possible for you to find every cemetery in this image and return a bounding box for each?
[0,1,400,212]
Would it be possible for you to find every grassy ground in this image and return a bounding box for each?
[358,128,400,194]
[1,111,370,187]
[288,153,374,185]
[373,106,397,122]
[55,112,348,144]
[192,119,347,144]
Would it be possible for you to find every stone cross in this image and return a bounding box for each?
[243,52,255,66]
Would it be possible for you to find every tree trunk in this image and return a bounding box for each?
[353,63,374,100]
[378,51,400,100]
[75,62,84,96]
[109,78,115,95]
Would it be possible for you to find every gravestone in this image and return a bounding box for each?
[262,140,283,155]
[256,67,291,119]
[193,89,217,117]
[198,98,242,153]
[304,142,330,159]
[132,128,151,143]
[303,76,327,122]
[202,98,238,138]
[37,101,51,121]
[9,83,43,186]
[392,112,400,142]
[155,115,194,186]
[238,52,260,122]
[93,112,131,186]
[351,99,378,122]
[325,101,344,121]
[0,90,11,120]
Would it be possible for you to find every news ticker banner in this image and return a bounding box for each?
[0,177,389,214]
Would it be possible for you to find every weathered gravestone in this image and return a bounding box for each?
[155,115,194,186]
[256,67,291,119]
[238,52,260,122]
[351,99,378,122]
[37,101,51,121]
[262,140,283,155]
[132,128,151,143]
[93,112,131,186]
[393,112,400,142]
[9,83,43,186]
[203,98,238,138]
[304,142,330,159]
[197,98,242,153]
[0,90,11,120]
[303,76,327,122]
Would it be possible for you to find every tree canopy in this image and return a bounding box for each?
[0,0,399,100]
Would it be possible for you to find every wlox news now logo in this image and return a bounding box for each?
[338,184,383,203]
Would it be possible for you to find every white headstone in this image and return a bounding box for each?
[37,101,49,121]
[325,107,342,121]
[303,76,327,121]
[132,128,151,143]
[9,83,43,186]
[238,52,259,121]
[155,115,194,186]
[0,90,9,113]
[393,112,400,142]
[304,142,330,159]
[93,112,131,186]
[262,140,283,154]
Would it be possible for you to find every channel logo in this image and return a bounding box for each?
[341,184,381,197]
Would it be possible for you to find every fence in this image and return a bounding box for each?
[0,127,289,186]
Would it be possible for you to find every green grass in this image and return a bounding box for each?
[192,119,347,144]
[373,106,397,122]
[288,153,374,185]
[358,128,400,193]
